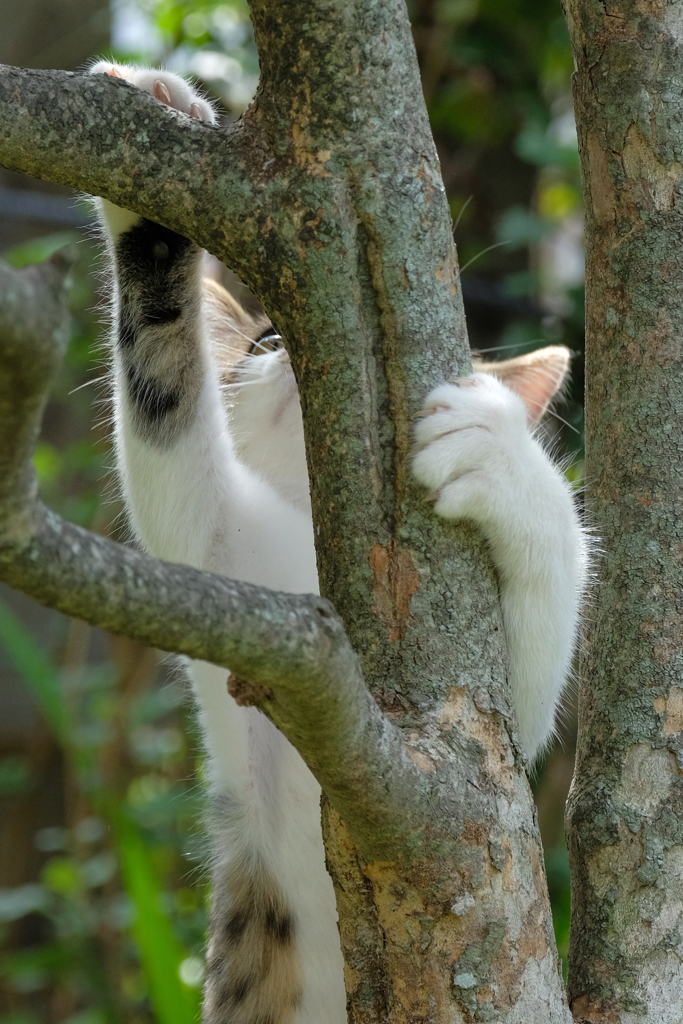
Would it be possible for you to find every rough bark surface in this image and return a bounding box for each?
[564,0,683,1020]
[0,1,572,1019]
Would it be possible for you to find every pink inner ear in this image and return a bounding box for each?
[506,367,563,425]
[473,345,571,427]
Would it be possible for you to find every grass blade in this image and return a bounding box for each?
[110,806,201,1024]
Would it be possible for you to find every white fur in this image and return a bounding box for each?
[94,62,584,1022]
[412,373,585,759]
[114,338,345,1024]
[228,348,311,513]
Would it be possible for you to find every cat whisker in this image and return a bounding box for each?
[68,373,110,395]
[452,195,473,237]
[473,340,546,354]
[459,239,510,274]
[534,404,581,435]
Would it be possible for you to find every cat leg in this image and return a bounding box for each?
[91,62,315,584]
[91,64,345,1023]
[412,365,586,762]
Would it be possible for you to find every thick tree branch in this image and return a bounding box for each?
[3,505,427,860]
[0,66,257,271]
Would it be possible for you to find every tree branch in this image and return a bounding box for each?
[0,255,72,541]
[0,66,257,273]
[3,504,427,858]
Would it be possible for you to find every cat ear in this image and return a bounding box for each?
[472,345,571,427]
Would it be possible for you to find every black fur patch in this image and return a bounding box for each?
[231,974,254,1003]
[264,909,294,944]
[118,306,137,349]
[140,304,183,326]
[125,364,181,422]
[117,218,194,272]
[225,908,249,944]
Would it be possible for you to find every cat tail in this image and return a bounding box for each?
[204,806,304,1024]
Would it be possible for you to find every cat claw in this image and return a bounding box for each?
[107,67,122,79]
[414,401,452,419]
[190,102,207,121]
[154,80,172,105]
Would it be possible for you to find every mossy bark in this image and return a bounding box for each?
[564,0,683,1019]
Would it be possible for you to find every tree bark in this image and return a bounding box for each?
[564,0,683,1019]
[0,1,571,1018]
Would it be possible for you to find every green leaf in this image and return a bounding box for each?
[32,443,64,485]
[109,807,200,1024]
[515,122,580,171]
[41,857,83,896]
[0,756,35,797]
[2,232,77,269]
[0,601,70,741]
[496,206,551,248]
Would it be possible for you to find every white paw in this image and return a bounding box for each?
[412,372,530,523]
[89,63,216,237]
[90,62,216,123]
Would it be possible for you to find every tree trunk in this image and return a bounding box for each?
[564,0,683,1019]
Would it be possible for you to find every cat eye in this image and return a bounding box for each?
[249,331,282,355]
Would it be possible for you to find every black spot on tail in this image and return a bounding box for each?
[225,908,249,943]
[265,908,294,944]
[230,974,254,1003]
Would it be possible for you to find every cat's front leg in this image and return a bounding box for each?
[91,63,316,591]
[412,358,586,762]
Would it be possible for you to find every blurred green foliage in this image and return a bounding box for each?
[0,0,582,1017]
[0,603,207,1024]
[110,0,258,111]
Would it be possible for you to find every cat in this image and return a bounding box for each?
[90,62,586,1024]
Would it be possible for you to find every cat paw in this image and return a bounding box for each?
[412,372,530,523]
[90,62,216,123]
[90,63,215,237]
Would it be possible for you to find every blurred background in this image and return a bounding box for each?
[0,1,582,1020]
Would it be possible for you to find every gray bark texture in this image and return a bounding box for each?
[564,0,683,1020]
[0,1,571,1020]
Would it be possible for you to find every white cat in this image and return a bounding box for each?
[91,62,586,1024]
